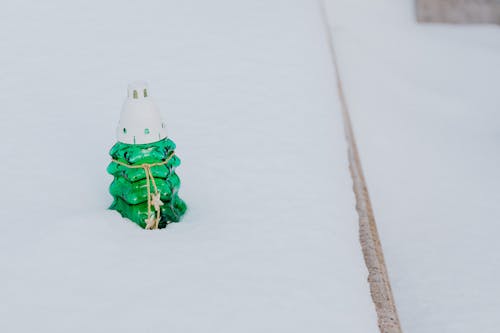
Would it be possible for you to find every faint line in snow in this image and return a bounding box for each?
[318,1,404,332]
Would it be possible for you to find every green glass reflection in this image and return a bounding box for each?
[107,137,187,229]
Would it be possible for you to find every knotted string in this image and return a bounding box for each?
[112,152,175,229]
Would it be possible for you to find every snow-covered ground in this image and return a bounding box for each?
[0,1,377,332]
[325,0,500,332]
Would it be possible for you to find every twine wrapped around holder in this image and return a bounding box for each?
[111,152,175,230]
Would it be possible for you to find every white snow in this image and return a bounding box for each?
[324,0,500,332]
[0,1,377,332]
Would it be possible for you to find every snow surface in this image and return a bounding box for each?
[324,0,500,332]
[0,1,377,332]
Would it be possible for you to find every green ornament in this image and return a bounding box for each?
[107,82,187,229]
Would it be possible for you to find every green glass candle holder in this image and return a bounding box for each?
[108,82,187,229]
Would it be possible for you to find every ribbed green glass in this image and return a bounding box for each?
[107,138,187,229]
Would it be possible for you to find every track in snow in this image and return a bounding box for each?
[320,2,402,332]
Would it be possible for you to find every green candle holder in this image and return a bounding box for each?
[107,82,187,229]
